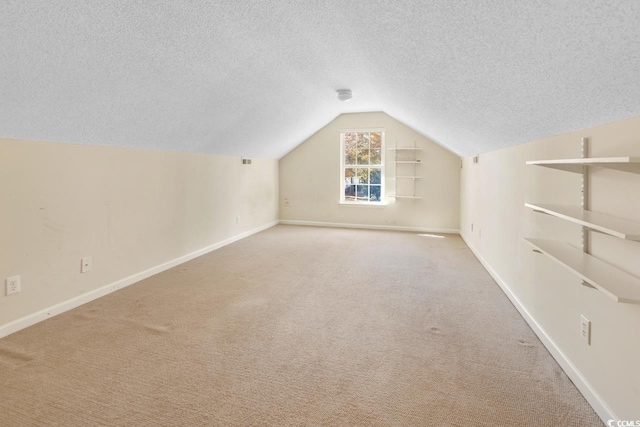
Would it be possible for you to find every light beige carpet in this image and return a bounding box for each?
[0,225,602,426]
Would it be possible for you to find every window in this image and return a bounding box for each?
[340,130,385,204]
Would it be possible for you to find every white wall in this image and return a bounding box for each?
[460,116,640,419]
[280,112,460,231]
[0,138,279,328]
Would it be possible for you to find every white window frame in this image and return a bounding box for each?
[339,128,386,206]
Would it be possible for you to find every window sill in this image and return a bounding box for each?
[339,201,387,208]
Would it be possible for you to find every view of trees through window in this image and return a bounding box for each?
[342,131,383,202]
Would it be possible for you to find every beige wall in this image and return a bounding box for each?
[280,112,461,231]
[0,138,279,327]
[460,116,640,419]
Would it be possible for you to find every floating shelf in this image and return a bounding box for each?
[394,161,422,164]
[389,195,422,199]
[388,147,422,151]
[395,176,422,179]
[525,238,640,304]
[526,203,640,241]
[526,157,640,173]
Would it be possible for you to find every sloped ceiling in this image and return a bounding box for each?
[1,1,640,159]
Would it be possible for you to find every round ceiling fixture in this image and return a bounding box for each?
[336,89,353,102]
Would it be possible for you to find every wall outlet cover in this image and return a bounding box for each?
[81,257,92,273]
[6,276,21,296]
[580,315,591,345]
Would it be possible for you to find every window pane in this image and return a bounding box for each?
[356,185,368,200]
[345,168,356,184]
[345,168,356,180]
[370,132,382,149]
[356,168,369,184]
[344,168,356,200]
[345,132,356,144]
[370,185,381,201]
[344,133,356,165]
[358,139,369,165]
[357,132,370,148]
[370,149,381,165]
[370,168,381,185]
[345,186,356,201]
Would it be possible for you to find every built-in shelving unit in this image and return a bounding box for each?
[525,238,640,304]
[526,157,640,173]
[388,142,422,200]
[526,138,640,303]
[525,203,640,241]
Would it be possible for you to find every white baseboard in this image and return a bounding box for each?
[459,233,617,424]
[0,220,279,339]
[279,219,459,234]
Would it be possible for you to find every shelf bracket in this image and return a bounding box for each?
[581,137,596,289]
[581,137,589,250]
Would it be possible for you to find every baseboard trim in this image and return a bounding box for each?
[279,219,459,234]
[0,220,279,339]
[459,233,617,424]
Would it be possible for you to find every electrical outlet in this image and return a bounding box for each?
[81,257,92,273]
[6,276,21,296]
[235,216,240,224]
[580,315,591,345]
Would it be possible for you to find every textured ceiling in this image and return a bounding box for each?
[2,1,640,158]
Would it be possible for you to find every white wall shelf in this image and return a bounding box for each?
[525,203,640,241]
[525,238,640,304]
[526,138,640,301]
[526,157,640,173]
[390,141,421,200]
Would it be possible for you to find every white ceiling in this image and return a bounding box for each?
[1,1,640,158]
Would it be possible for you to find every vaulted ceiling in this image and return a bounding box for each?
[1,1,639,158]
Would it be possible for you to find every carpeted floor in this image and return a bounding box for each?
[0,225,602,426]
